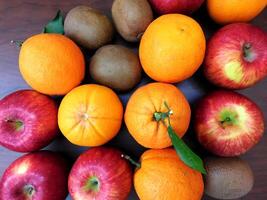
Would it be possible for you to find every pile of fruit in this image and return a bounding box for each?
[0,0,266,200]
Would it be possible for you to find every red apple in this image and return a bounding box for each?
[204,23,267,89]
[149,0,204,15]
[0,151,69,200]
[68,147,132,200]
[0,90,58,152]
[194,90,264,157]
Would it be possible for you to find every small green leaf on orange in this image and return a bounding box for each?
[43,10,64,34]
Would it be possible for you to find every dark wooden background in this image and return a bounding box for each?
[0,1,266,199]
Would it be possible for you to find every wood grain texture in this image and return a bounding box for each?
[0,1,266,200]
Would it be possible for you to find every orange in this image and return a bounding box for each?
[207,0,267,24]
[19,33,85,95]
[134,148,204,200]
[58,84,123,146]
[139,14,206,83]
[124,82,191,148]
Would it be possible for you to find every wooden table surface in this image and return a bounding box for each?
[0,1,266,200]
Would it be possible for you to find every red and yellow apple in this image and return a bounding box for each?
[0,151,69,200]
[204,23,267,89]
[0,90,58,152]
[149,0,204,15]
[194,90,264,156]
[68,147,132,200]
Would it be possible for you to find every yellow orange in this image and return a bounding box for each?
[58,84,123,146]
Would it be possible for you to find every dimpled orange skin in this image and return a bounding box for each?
[124,82,191,149]
[19,34,85,95]
[58,84,123,146]
[139,14,206,83]
[207,0,267,24]
[134,149,204,200]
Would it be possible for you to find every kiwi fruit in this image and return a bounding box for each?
[64,5,114,49]
[89,45,142,91]
[112,0,153,42]
[204,157,254,199]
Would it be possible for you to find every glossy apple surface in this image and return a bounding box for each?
[0,151,69,200]
[68,147,132,200]
[204,23,267,89]
[0,90,58,152]
[149,0,204,15]
[195,90,264,156]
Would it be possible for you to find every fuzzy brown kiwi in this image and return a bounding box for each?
[112,0,153,42]
[89,45,142,91]
[204,157,254,199]
[64,5,114,50]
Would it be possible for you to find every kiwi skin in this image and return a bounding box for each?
[112,0,153,42]
[204,157,254,200]
[64,5,114,50]
[89,45,142,91]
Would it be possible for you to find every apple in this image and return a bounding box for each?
[204,23,267,89]
[68,147,132,200]
[0,90,58,152]
[0,151,69,200]
[194,90,264,157]
[148,0,204,15]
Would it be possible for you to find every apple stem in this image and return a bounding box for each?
[84,176,100,192]
[225,117,231,122]
[23,184,35,197]
[219,110,238,128]
[5,119,24,130]
[10,40,23,47]
[243,43,255,62]
[121,154,141,168]
[243,43,251,56]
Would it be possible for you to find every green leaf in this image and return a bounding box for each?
[43,10,64,34]
[168,125,207,174]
